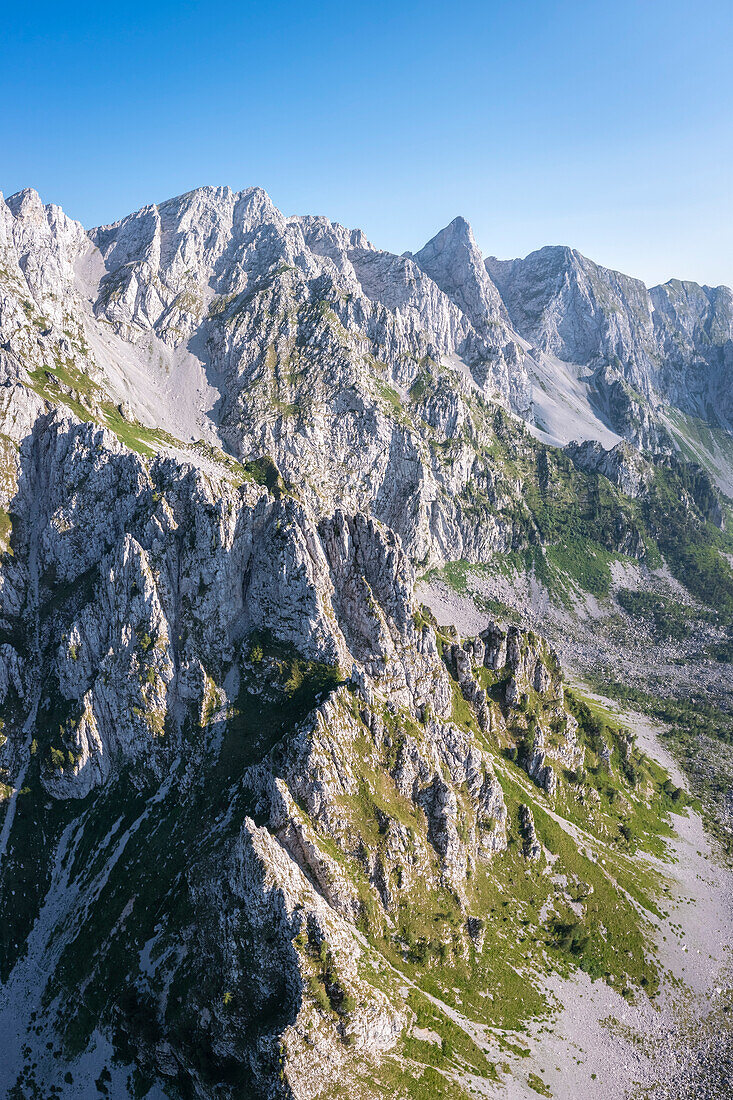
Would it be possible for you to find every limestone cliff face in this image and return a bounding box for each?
[409,217,531,417]
[487,245,733,445]
[486,246,658,383]
[650,279,733,427]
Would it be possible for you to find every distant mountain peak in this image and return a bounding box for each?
[410,216,510,333]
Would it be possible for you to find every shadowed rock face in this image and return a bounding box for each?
[0,185,731,1099]
[486,246,657,375]
[486,245,733,441]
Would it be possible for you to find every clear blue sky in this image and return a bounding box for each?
[2,0,732,287]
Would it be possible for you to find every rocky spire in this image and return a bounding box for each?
[410,215,510,336]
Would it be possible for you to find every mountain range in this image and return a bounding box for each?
[0,185,731,1100]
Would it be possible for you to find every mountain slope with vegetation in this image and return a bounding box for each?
[0,186,731,1099]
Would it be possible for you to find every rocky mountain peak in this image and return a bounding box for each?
[410,214,510,333]
[5,187,46,215]
[487,245,658,390]
[1,182,732,465]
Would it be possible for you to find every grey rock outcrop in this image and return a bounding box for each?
[565,438,652,499]
[518,804,542,861]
